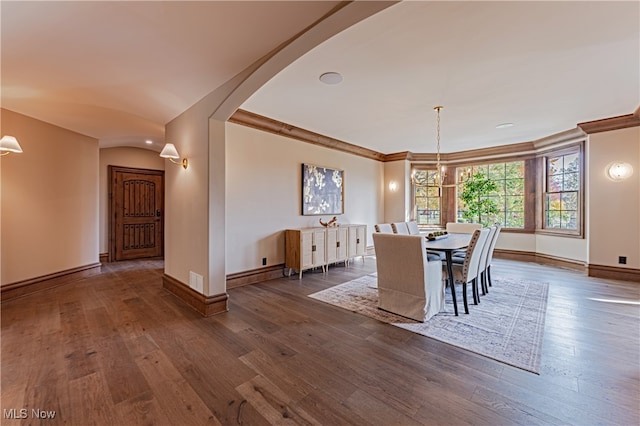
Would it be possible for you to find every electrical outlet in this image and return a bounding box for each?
[618,256,627,265]
[262,257,267,266]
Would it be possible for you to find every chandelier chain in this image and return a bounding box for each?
[435,106,443,187]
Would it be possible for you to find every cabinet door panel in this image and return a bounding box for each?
[313,229,326,266]
[301,231,313,269]
[356,225,366,256]
[347,226,357,257]
[325,228,337,263]
[336,227,348,260]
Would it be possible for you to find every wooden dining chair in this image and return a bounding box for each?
[449,228,489,313]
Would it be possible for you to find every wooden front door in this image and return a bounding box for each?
[109,166,164,261]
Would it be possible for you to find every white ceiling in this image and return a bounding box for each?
[1,1,341,151]
[2,1,639,155]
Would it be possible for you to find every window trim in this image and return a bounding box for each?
[408,139,586,238]
[536,142,585,238]
[455,160,529,231]
[410,166,443,227]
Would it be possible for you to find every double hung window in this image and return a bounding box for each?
[544,149,581,233]
[412,170,441,225]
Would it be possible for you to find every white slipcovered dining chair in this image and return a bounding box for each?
[475,225,497,296]
[406,221,421,235]
[446,222,482,234]
[374,223,394,233]
[447,222,483,257]
[453,224,501,296]
[449,228,489,314]
[391,222,410,234]
[484,224,502,289]
[372,233,444,321]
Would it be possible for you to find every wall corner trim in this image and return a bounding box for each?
[162,273,228,316]
[1,262,102,302]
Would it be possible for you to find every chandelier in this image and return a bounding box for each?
[411,106,471,194]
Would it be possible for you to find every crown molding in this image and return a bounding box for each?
[578,113,640,134]
[382,151,413,162]
[230,108,637,164]
[229,109,386,161]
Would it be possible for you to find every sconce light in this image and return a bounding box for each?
[388,181,397,191]
[607,162,633,181]
[0,135,23,156]
[159,143,188,169]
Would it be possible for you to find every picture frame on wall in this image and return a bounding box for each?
[301,163,344,215]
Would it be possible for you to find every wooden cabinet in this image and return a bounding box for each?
[347,224,367,263]
[285,225,367,279]
[285,228,326,279]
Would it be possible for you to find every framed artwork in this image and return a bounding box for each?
[302,163,344,215]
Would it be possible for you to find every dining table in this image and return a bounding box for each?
[423,233,473,316]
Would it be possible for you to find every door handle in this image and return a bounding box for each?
[156,209,161,217]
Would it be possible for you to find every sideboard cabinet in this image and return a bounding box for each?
[347,224,367,263]
[285,228,326,279]
[285,225,367,279]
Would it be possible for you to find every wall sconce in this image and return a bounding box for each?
[159,143,188,169]
[388,181,397,191]
[607,162,633,181]
[0,135,23,156]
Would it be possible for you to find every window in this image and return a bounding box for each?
[412,169,441,225]
[544,151,580,231]
[457,161,525,228]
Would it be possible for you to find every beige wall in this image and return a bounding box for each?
[226,123,383,274]
[1,109,99,285]
[588,126,640,269]
[164,82,237,297]
[98,147,165,254]
[535,234,588,262]
[383,160,411,223]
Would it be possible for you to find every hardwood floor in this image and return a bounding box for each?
[1,258,638,425]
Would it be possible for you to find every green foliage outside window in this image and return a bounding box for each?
[545,153,579,230]
[457,161,525,228]
[459,173,499,226]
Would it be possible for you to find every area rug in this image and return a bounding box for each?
[308,274,548,374]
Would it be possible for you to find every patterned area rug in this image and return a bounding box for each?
[309,274,549,374]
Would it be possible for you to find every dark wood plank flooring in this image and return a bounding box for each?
[1,258,638,425]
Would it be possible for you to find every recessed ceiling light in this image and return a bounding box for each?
[496,123,514,129]
[319,72,343,85]
[145,140,153,145]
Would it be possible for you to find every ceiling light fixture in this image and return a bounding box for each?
[496,122,514,129]
[319,72,343,85]
[160,143,188,169]
[411,106,470,195]
[0,135,23,156]
[145,140,153,145]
